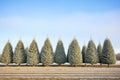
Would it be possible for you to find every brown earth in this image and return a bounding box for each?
[0,66,120,80]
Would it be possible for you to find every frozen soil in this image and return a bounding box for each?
[0,66,120,80]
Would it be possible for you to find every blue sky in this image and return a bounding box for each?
[0,0,120,54]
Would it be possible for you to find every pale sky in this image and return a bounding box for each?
[0,0,120,54]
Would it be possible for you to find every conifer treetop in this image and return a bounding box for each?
[67,38,82,65]
[101,38,116,65]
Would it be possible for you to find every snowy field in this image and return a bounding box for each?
[116,60,120,64]
[0,61,120,66]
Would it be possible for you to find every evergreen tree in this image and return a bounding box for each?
[67,44,70,63]
[101,38,116,67]
[13,40,26,65]
[54,39,66,65]
[85,40,98,65]
[25,46,29,57]
[25,47,29,65]
[25,47,29,56]
[1,41,13,65]
[27,39,39,65]
[0,54,2,62]
[39,52,41,63]
[97,43,102,64]
[41,38,54,66]
[67,39,82,66]
[82,45,87,63]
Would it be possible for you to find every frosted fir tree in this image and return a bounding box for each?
[41,38,54,66]
[27,39,39,65]
[85,40,98,65]
[101,38,116,67]
[67,39,82,66]
[1,41,13,65]
[54,39,66,65]
[97,43,102,65]
[13,40,26,65]
[82,45,87,63]
[25,47,29,65]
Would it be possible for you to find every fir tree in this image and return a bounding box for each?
[1,41,13,65]
[41,38,54,66]
[82,45,87,63]
[101,38,116,67]
[97,43,102,64]
[25,47,29,56]
[85,40,98,65]
[67,39,82,66]
[0,54,1,62]
[25,47,29,65]
[27,39,39,65]
[25,47,29,60]
[13,40,26,65]
[54,39,66,65]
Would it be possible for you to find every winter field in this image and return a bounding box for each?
[0,61,120,80]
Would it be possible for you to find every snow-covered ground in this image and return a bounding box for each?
[0,61,120,65]
[116,61,120,64]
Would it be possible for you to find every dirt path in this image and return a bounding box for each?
[0,67,120,79]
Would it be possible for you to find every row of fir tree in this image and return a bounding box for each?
[0,38,116,66]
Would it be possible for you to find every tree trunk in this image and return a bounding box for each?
[108,64,110,67]
[33,64,36,67]
[43,64,48,67]
[74,65,77,67]
[85,63,86,67]
[58,64,61,66]
[100,63,102,67]
[91,64,93,67]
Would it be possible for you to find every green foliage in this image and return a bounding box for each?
[85,40,98,65]
[1,41,13,65]
[25,47,29,59]
[41,38,54,66]
[54,39,66,65]
[0,38,116,67]
[67,39,82,66]
[25,47,29,64]
[97,43,102,63]
[101,38,116,65]
[0,54,1,62]
[27,39,39,65]
[82,45,87,63]
[25,47,29,56]
[13,40,26,65]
